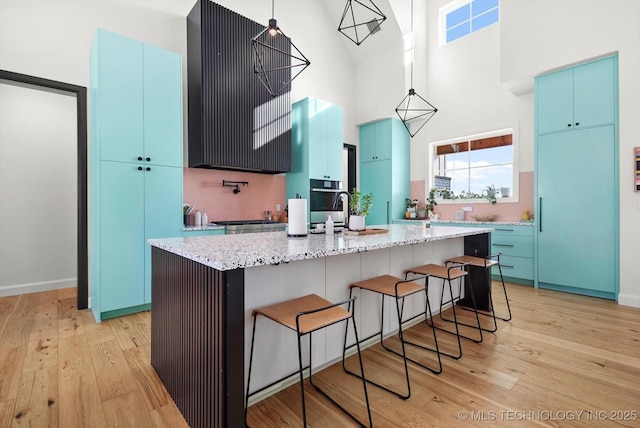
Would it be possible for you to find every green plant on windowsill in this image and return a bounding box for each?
[484,184,498,205]
[350,189,374,216]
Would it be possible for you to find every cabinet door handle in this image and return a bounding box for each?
[137,156,143,161]
[137,166,143,171]
[495,228,514,232]
[575,122,580,126]
[539,197,543,232]
[146,157,151,162]
[567,123,572,127]
[501,264,514,269]
[386,201,390,224]
[146,167,151,171]
[493,243,514,247]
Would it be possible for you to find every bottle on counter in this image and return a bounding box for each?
[195,210,202,226]
[325,215,334,235]
[202,209,208,225]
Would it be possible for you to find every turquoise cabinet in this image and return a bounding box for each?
[360,119,392,162]
[535,56,618,300]
[537,126,616,295]
[287,97,344,207]
[431,222,534,284]
[489,225,534,284]
[536,57,615,135]
[90,28,183,321]
[308,99,343,181]
[359,118,409,225]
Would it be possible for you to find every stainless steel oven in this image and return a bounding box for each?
[309,179,346,226]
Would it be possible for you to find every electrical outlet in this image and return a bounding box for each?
[462,206,473,212]
[276,203,281,212]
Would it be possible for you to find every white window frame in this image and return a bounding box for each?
[439,0,500,46]
[427,126,520,204]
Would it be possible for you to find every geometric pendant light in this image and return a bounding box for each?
[252,0,311,97]
[395,0,437,137]
[338,0,387,46]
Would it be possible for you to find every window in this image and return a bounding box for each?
[440,0,499,44]
[429,129,516,202]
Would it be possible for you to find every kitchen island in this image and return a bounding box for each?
[148,223,492,428]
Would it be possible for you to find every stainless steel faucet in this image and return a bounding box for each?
[335,191,351,228]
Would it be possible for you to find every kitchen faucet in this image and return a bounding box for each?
[335,191,351,228]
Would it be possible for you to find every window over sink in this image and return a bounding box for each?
[428,127,518,203]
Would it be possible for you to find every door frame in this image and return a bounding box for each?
[0,70,88,309]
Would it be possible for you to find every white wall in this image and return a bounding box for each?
[0,82,77,295]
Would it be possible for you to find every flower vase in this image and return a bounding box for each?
[348,215,366,231]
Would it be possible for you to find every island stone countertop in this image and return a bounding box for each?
[149,223,493,271]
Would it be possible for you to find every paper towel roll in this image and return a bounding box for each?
[288,198,308,237]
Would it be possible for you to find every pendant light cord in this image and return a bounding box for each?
[410,0,414,89]
[272,0,275,19]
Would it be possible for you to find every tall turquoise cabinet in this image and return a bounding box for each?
[287,97,344,215]
[535,56,618,299]
[359,118,409,225]
[90,29,183,321]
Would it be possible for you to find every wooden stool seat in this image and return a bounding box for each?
[445,253,513,324]
[350,274,425,298]
[345,273,442,400]
[246,294,372,427]
[445,255,499,268]
[403,264,468,281]
[254,294,351,334]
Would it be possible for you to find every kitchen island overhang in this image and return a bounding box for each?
[148,224,493,428]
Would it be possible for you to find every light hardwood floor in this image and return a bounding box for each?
[1,284,639,427]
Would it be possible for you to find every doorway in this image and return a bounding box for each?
[0,70,88,309]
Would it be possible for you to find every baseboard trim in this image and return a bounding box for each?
[617,293,640,308]
[0,278,76,297]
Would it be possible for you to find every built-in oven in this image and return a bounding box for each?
[309,179,346,226]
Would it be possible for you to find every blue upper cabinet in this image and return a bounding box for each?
[536,57,615,135]
[288,97,344,201]
[143,44,183,167]
[360,119,392,162]
[307,98,344,181]
[359,118,409,225]
[95,29,144,162]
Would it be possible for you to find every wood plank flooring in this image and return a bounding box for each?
[1,283,639,427]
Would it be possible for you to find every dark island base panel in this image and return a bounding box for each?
[460,233,491,311]
[151,247,245,428]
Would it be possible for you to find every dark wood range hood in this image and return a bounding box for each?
[187,0,292,173]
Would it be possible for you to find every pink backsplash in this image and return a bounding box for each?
[410,172,534,222]
[184,168,533,224]
[183,168,286,222]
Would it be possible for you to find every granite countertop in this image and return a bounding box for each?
[149,223,493,271]
[432,219,535,227]
[183,224,226,232]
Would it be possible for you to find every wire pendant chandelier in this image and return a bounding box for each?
[338,0,387,46]
[252,0,311,97]
[395,0,437,137]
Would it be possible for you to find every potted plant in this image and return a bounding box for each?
[426,189,439,215]
[484,185,498,205]
[349,189,373,230]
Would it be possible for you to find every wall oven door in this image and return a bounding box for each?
[309,179,345,225]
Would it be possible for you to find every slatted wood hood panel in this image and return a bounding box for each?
[187,0,292,173]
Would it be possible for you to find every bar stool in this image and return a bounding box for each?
[343,274,442,400]
[245,294,372,428]
[403,263,483,360]
[445,254,512,325]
